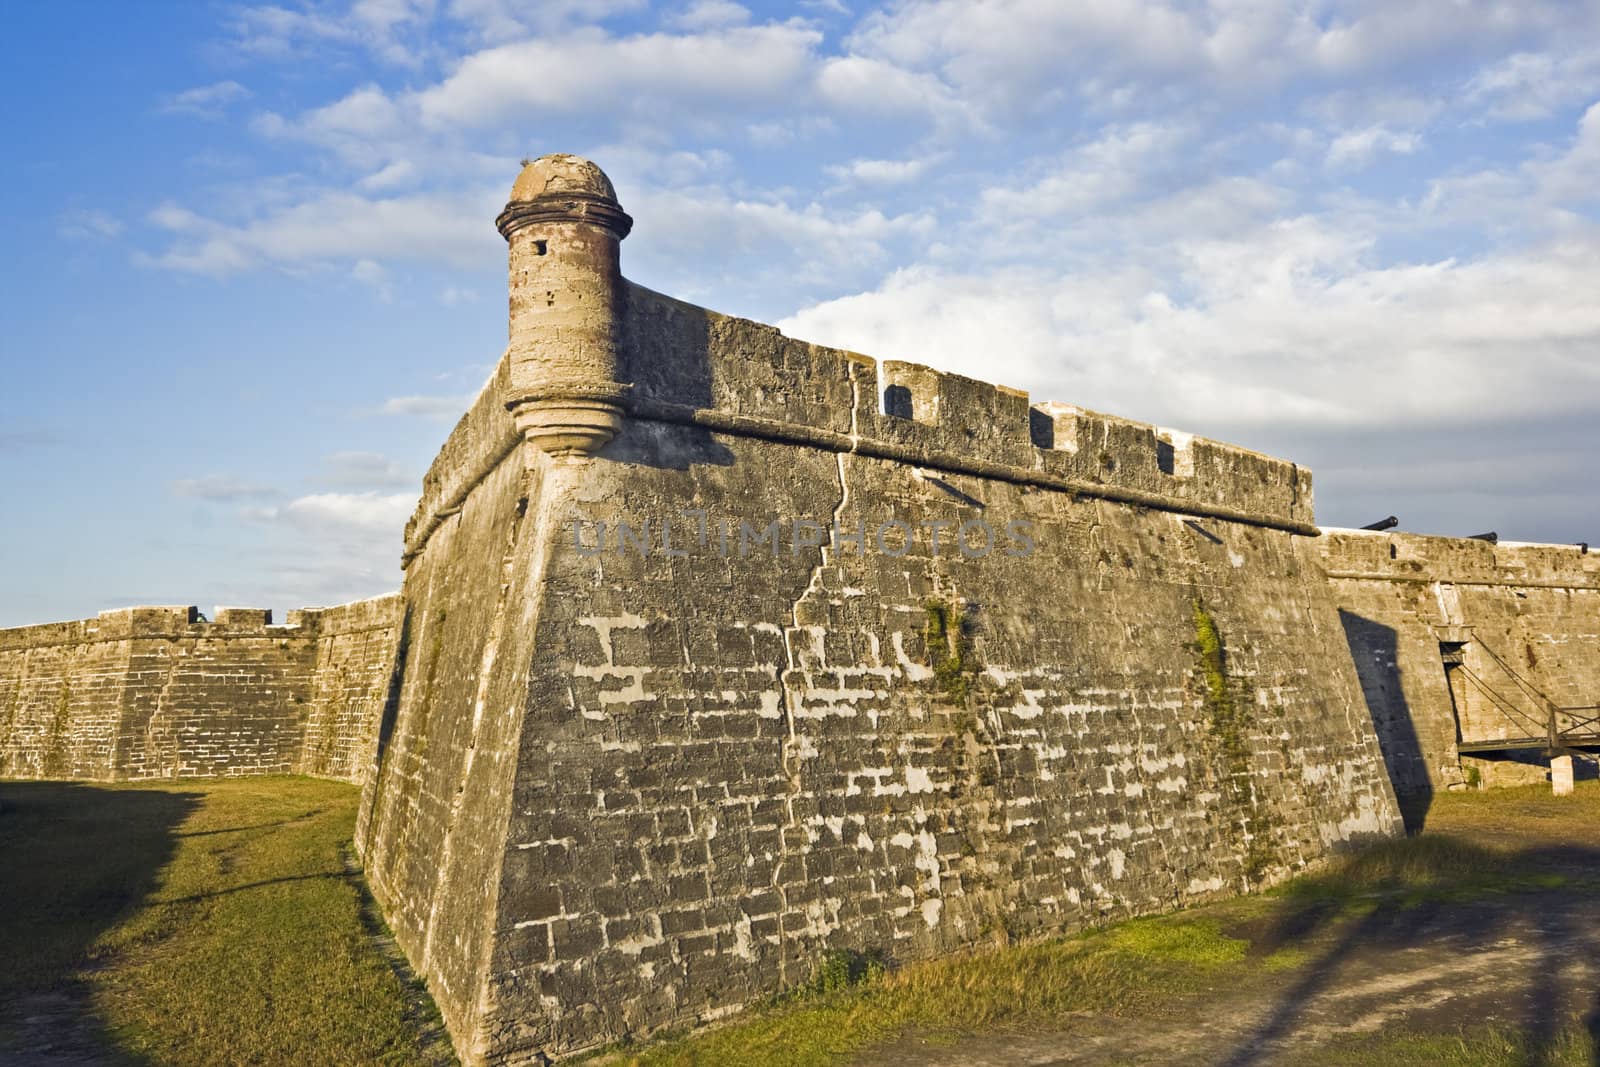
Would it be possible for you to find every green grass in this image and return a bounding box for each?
[0,776,446,1066]
[1297,1025,1597,1066]
[594,914,1249,1066]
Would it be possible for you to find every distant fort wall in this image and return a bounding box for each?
[1323,530,1600,794]
[0,594,402,785]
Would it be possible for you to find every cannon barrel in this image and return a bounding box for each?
[1468,531,1498,543]
[1361,516,1399,531]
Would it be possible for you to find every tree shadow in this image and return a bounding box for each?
[1338,610,1434,832]
[1220,838,1600,1065]
[0,781,201,1065]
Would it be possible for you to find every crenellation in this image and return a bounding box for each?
[214,607,274,625]
[403,275,1322,575]
[1324,528,1599,589]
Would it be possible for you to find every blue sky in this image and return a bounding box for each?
[3,0,1599,627]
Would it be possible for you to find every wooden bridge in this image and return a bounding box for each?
[1444,635,1600,755]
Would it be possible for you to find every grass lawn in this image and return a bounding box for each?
[0,776,450,1067]
[4,776,1598,1066]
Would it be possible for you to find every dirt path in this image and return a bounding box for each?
[858,890,1600,1066]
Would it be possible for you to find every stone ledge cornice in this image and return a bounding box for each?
[496,194,633,240]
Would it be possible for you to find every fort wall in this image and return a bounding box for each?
[353,156,1403,1065]
[0,595,402,785]
[1323,530,1600,795]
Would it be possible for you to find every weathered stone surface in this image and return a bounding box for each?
[0,594,402,784]
[300,595,408,781]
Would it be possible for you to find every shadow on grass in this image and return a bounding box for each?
[1221,835,1600,1066]
[158,871,344,905]
[0,781,202,1065]
[173,817,317,839]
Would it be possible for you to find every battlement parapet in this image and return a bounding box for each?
[295,593,404,637]
[214,607,273,626]
[619,285,1316,533]
[401,283,1320,566]
[0,617,94,654]
[1322,528,1600,590]
[403,358,520,567]
[1,606,312,650]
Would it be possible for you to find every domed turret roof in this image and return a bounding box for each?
[509,154,618,203]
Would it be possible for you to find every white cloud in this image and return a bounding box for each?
[320,451,415,489]
[283,491,415,533]
[439,285,480,305]
[1466,46,1600,120]
[846,0,1584,114]
[412,23,823,128]
[667,0,751,31]
[351,258,393,301]
[269,83,408,151]
[379,394,474,419]
[1422,101,1600,230]
[825,156,940,185]
[626,186,936,293]
[357,160,417,190]
[58,210,123,240]
[171,475,280,501]
[160,80,251,117]
[140,187,499,275]
[976,121,1195,224]
[780,228,1600,432]
[250,18,965,166]
[1325,125,1423,169]
[814,54,972,128]
[445,0,647,42]
[1302,86,1443,131]
[585,143,732,187]
[231,487,413,607]
[228,0,434,66]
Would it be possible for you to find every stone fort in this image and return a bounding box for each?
[3,155,1597,1065]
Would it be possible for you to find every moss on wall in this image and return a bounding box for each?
[924,598,977,704]
[1192,598,1275,883]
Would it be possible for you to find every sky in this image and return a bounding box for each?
[2,0,1599,628]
